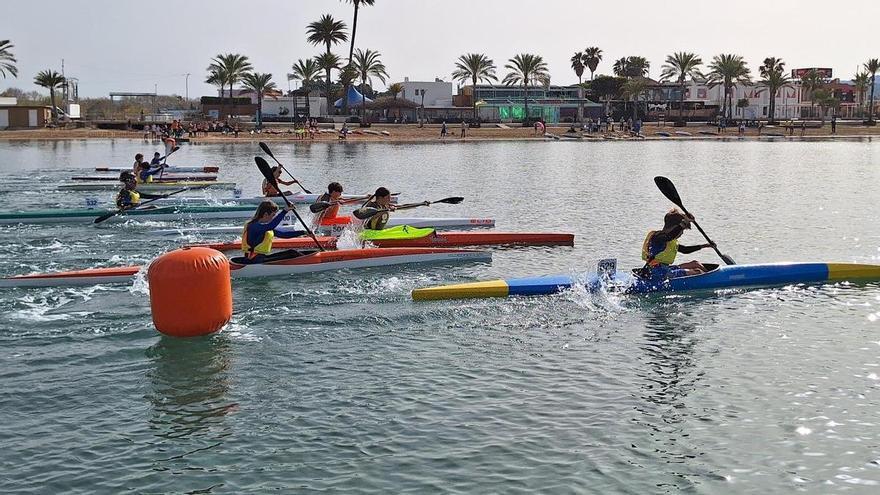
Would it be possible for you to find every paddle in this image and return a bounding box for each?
[157,145,181,180]
[94,185,195,224]
[309,193,402,213]
[255,156,324,251]
[653,176,735,265]
[352,197,464,220]
[258,141,312,194]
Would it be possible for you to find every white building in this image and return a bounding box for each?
[398,78,453,107]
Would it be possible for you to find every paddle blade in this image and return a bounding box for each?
[352,207,382,220]
[309,201,332,213]
[94,210,119,224]
[654,176,683,209]
[255,156,276,186]
[435,196,464,205]
[720,253,736,265]
[259,141,274,158]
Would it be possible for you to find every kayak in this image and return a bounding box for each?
[95,166,219,173]
[152,216,497,236]
[411,262,880,301]
[148,191,398,206]
[193,229,575,251]
[0,204,258,225]
[0,247,491,288]
[71,174,218,182]
[59,181,237,192]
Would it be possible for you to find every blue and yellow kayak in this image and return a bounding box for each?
[411,262,880,301]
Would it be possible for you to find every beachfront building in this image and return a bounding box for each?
[456,84,601,123]
[393,78,473,122]
[0,97,52,128]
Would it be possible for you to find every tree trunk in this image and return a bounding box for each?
[256,93,262,127]
[870,74,876,122]
[678,79,685,122]
[472,76,477,121]
[577,76,583,123]
[523,82,529,123]
[49,88,57,122]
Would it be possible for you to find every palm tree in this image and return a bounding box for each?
[583,47,603,81]
[502,53,550,123]
[315,52,341,113]
[613,56,650,79]
[622,78,649,121]
[812,88,837,121]
[757,57,791,123]
[705,54,751,120]
[34,69,65,122]
[865,58,880,123]
[241,72,276,128]
[352,48,388,117]
[207,53,253,114]
[853,71,870,117]
[341,0,376,115]
[387,82,404,119]
[591,75,625,115]
[289,58,321,117]
[306,13,348,116]
[800,69,824,119]
[571,51,586,122]
[660,52,702,123]
[0,40,17,78]
[452,53,498,120]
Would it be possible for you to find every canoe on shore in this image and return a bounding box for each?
[412,262,880,301]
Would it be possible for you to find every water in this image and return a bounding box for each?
[1,138,879,493]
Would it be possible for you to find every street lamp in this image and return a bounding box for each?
[417,89,426,124]
[184,73,190,102]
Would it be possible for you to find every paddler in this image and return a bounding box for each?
[356,187,422,231]
[131,153,146,174]
[261,166,299,197]
[150,151,167,166]
[136,161,165,183]
[313,182,344,224]
[641,209,715,278]
[241,200,306,262]
[115,171,166,208]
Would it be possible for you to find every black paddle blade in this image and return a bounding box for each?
[309,201,332,213]
[352,207,382,220]
[435,196,464,205]
[720,253,736,265]
[259,141,274,158]
[255,156,276,186]
[654,176,683,208]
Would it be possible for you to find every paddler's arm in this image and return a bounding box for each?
[275,229,305,238]
[677,242,716,254]
[139,192,166,200]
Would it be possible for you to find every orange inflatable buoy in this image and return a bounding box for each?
[148,247,232,337]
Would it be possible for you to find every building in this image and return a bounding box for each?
[0,97,52,128]
[457,84,600,123]
[200,96,258,120]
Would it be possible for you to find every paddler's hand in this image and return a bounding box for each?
[422,201,430,206]
[705,241,716,249]
[283,205,294,212]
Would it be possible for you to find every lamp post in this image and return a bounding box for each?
[184,73,190,102]
[417,89,426,125]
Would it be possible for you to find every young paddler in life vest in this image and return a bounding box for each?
[150,152,167,166]
[241,200,306,262]
[313,182,344,225]
[136,161,165,183]
[131,153,145,174]
[261,166,299,197]
[641,209,715,278]
[115,171,166,208]
[356,187,396,230]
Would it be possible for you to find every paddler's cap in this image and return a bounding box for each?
[119,171,136,182]
[664,209,691,230]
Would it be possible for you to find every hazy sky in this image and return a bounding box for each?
[2,0,877,98]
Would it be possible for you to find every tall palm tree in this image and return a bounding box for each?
[352,48,388,116]
[387,82,404,119]
[571,51,585,122]
[241,72,276,128]
[757,57,791,123]
[622,78,649,121]
[660,52,702,123]
[452,53,498,120]
[290,58,321,118]
[341,0,376,115]
[705,54,751,120]
[306,13,348,116]
[613,56,650,79]
[34,69,65,122]
[0,40,18,78]
[853,71,870,117]
[865,58,880,123]
[502,53,550,123]
[583,47,603,81]
[207,53,253,114]
[315,52,341,113]
[800,69,824,119]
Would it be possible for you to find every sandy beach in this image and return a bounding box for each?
[1,122,879,142]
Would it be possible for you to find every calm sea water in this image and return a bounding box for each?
[1,138,879,494]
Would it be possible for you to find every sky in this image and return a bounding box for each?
[2,0,877,98]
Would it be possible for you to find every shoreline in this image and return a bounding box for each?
[1,124,878,143]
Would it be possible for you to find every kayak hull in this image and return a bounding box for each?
[153,217,497,236]
[195,232,575,251]
[95,166,219,173]
[412,262,880,301]
[0,248,491,288]
[71,174,218,182]
[59,181,237,192]
[149,192,395,206]
[0,204,259,225]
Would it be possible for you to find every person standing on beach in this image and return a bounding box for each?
[440,121,448,138]
[460,121,467,138]
[831,115,837,134]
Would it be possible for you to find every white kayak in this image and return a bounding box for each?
[0,247,491,288]
[59,181,237,192]
[95,165,219,173]
[146,192,398,206]
[151,216,497,236]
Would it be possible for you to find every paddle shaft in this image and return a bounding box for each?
[255,157,324,251]
[94,186,192,224]
[158,146,180,180]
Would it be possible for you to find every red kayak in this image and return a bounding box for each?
[192,232,575,252]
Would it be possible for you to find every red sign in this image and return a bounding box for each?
[792,68,833,79]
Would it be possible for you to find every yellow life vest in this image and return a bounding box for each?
[641,230,678,266]
[241,224,274,257]
[364,211,389,231]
